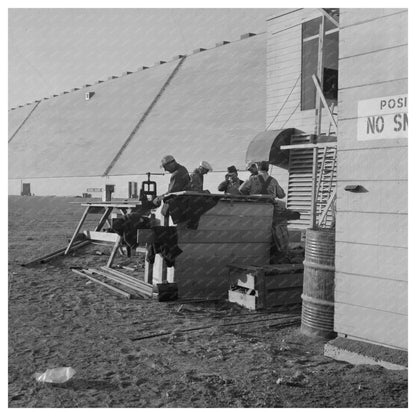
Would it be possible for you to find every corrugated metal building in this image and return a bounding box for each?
[8,33,267,197]
[266,8,407,350]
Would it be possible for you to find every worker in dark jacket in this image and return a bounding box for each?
[218,165,244,195]
[188,161,213,192]
[153,155,190,206]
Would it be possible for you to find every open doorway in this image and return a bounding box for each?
[21,183,31,196]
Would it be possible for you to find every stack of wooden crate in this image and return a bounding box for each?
[227,263,304,310]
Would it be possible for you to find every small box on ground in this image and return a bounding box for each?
[156,282,178,302]
[227,263,304,310]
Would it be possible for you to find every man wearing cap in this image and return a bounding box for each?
[218,165,244,195]
[239,161,285,199]
[153,155,190,206]
[188,161,213,192]
[246,161,259,177]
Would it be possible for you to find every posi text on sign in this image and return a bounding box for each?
[357,94,408,141]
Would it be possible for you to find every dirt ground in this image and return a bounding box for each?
[8,196,408,408]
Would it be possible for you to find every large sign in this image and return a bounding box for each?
[357,94,408,141]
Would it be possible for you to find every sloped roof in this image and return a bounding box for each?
[111,34,266,175]
[9,33,266,178]
[8,102,38,141]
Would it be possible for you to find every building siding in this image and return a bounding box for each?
[266,8,338,228]
[334,8,408,350]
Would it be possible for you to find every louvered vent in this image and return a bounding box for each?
[287,134,337,228]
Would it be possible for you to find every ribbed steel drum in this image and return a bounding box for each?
[301,228,336,339]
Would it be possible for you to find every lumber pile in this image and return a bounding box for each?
[71,267,153,299]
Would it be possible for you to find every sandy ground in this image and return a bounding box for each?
[8,196,408,408]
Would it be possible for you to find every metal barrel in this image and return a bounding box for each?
[301,228,336,339]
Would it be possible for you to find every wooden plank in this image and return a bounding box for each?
[340,8,406,28]
[335,273,407,315]
[337,118,408,152]
[84,230,120,243]
[337,147,407,181]
[233,272,304,291]
[94,207,113,231]
[319,8,339,28]
[106,236,121,268]
[336,180,407,214]
[177,242,271,260]
[101,266,153,293]
[64,206,90,255]
[334,303,407,350]
[312,75,338,131]
[88,268,151,297]
[339,12,407,59]
[202,201,273,217]
[177,229,272,244]
[72,269,131,299]
[338,78,407,122]
[336,212,407,248]
[339,45,407,89]
[22,240,91,266]
[335,242,407,282]
[196,216,272,231]
[175,255,268,276]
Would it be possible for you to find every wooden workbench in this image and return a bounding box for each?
[64,201,146,256]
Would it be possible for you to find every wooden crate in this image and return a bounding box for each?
[227,263,304,310]
[150,200,274,299]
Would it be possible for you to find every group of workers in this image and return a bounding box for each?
[156,154,286,202]
[155,154,289,259]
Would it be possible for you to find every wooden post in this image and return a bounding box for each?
[95,207,113,231]
[65,206,91,255]
[311,16,325,229]
[144,244,153,285]
[106,235,122,268]
[161,213,169,283]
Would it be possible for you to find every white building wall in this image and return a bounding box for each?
[8,171,255,198]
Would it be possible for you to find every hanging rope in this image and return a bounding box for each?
[265,73,301,131]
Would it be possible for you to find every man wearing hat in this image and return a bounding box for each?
[218,165,244,195]
[188,161,213,192]
[239,161,285,199]
[246,161,259,177]
[153,155,190,206]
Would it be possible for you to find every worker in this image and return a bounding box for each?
[239,161,285,198]
[188,161,213,192]
[218,165,244,195]
[153,155,190,206]
[246,161,259,177]
[240,161,288,262]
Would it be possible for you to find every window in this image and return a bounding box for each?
[128,181,138,198]
[301,14,339,111]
